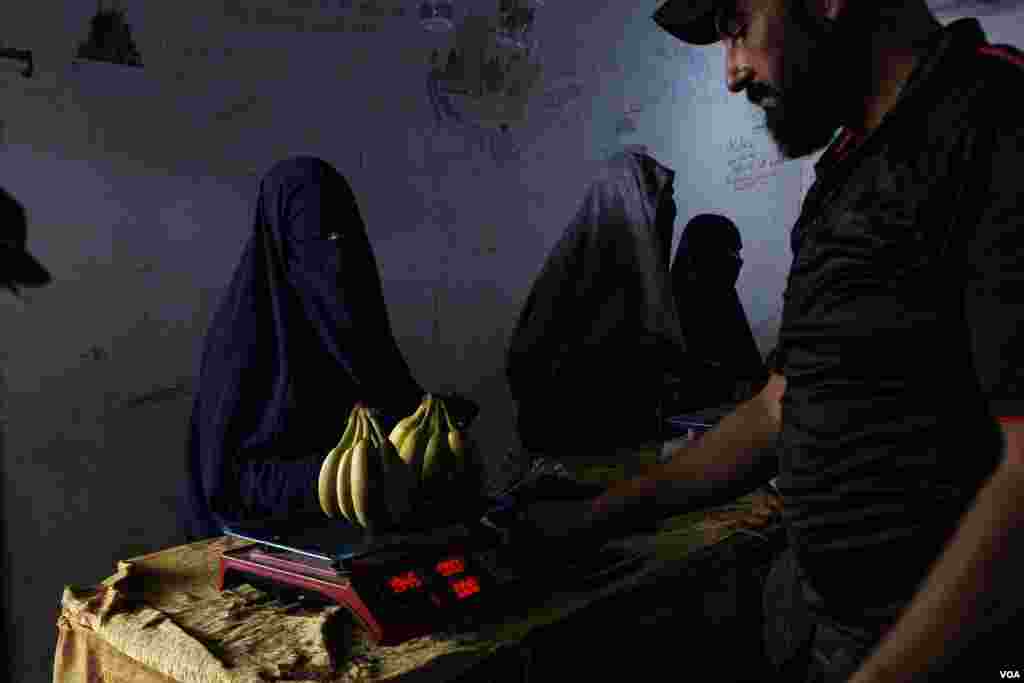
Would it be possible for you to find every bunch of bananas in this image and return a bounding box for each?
[389,394,484,503]
[317,403,415,531]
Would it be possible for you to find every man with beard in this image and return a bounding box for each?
[519,1,1024,681]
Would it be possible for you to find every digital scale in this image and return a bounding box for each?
[218,474,644,647]
[219,510,507,645]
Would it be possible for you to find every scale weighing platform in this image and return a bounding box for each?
[218,490,643,647]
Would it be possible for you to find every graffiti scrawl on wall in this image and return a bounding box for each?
[425,6,546,166]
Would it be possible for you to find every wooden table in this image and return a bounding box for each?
[55,469,784,682]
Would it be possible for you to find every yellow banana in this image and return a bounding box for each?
[317,403,362,517]
[336,412,366,524]
[388,396,430,452]
[360,406,379,449]
[335,403,361,450]
[348,436,375,529]
[318,445,344,518]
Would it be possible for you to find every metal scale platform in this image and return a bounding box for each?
[218,469,644,647]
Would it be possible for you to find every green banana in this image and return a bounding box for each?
[441,401,483,497]
[362,407,380,449]
[440,403,462,471]
[369,411,414,524]
[421,400,456,493]
[398,395,434,480]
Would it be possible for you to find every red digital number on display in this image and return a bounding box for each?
[435,557,466,577]
[450,575,481,600]
[387,571,423,594]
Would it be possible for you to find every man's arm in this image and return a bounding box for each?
[585,372,785,531]
[850,423,1024,683]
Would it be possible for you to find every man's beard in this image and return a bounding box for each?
[755,14,862,159]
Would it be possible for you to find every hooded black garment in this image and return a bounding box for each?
[506,150,688,453]
[183,157,424,541]
[669,213,767,409]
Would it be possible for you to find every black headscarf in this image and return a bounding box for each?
[183,157,423,540]
[0,186,51,292]
[506,150,687,452]
[671,214,766,391]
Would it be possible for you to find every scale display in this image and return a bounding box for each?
[218,516,505,646]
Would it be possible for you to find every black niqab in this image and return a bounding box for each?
[671,214,766,393]
[183,157,423,540]
[506,150,687,452]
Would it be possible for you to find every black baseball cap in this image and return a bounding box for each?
[1,186,51,289]
[652,0,722,46]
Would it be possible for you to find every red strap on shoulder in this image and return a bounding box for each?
[823,129,860,166]
[977,45,1024,70]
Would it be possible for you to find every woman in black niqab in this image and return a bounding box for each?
[183,157,424,541]
[506,150,688,454]
[669,213,767,408]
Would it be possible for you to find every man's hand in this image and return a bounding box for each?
[517,497,660,554]
[844,421,1024,682]
[514,499,611,557]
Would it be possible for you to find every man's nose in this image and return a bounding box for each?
[725,46,753,93]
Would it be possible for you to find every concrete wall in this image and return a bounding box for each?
[1,0,1021,680]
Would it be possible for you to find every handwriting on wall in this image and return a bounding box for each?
[725,134,786,192]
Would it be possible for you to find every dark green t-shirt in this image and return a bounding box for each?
[770,18,1024,645]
